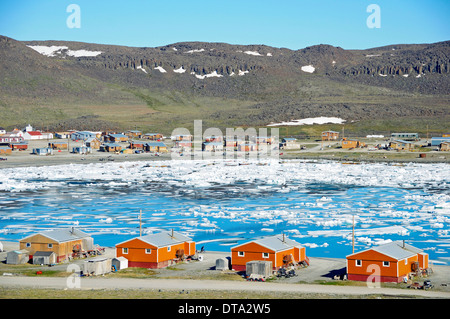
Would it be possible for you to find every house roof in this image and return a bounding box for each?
[232,234,303,252]
[393,139,412,144]
[21,228,91,243]
[103,143,122,147]
[26,131,42,136]
[109,134,128,138]
[282,138,297,141]
[347,240,423,260]
[145,141,166,147]
[117,231,192,248]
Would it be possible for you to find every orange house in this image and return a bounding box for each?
[231,234,307,272]
[19,228,94,263]
[115,231,196,269]
[346,241,429,283]
[322,131,339,141]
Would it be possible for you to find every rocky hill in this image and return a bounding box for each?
[0,35,448,134]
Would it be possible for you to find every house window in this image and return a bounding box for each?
[167,246,171,252]
[262,252,269,258]
[145,248,151,254]
[356,260,362,267]
[48,243,53,249]
[26,243,31,247]
[383,261,390,267]
[238,251,245,257]
[122,248,128,254]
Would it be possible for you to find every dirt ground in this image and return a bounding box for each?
[1,241,449,294]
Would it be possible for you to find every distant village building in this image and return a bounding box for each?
[431,137,450,146]
[280,138,300,150]
[129,140,145,150]
[23,131,43,140]
[100,143,123,152]
[49,142,68,150]
[202,142,224,152]
[105,133,129,143]
[341,138,365,149]
[0,134,24,144]
[32,148,53,156]
[238,143,257,152]
[0,146,12,155]
[125,130,142,138]
[85,138,101,149]
[391,133,419,141]
[322,131,340,141]
[72,131,96,141]
[55,132,71,139]
[389,140,414,151]
[144,141,168,152]
[144,133,163,140]
[72,146,92,154]
[9,142,28,151]
[440,142,450,151]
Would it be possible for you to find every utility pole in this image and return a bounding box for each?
[352,215,355,254]
[139,210,142,237]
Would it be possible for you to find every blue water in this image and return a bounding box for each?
[1,175,449,264]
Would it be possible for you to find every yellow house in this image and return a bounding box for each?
[341,138,365,149]
[20,228,94,263]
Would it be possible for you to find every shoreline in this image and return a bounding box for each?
[1,150,448,170]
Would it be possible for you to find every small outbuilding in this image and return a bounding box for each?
[7,249,30,264]
[112,256,129,271]
[246,260,273,278]
[215,257,230,271]
[83,257,112,276]
[32,251,57,265]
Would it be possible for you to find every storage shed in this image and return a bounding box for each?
[32,251,57,265]
[7,249,30,264]
[112,256,128,271]
[246,260,273,278]
[215,257,230,271]
[83,257,112,276]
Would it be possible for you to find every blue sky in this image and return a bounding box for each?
[0,0,448,49]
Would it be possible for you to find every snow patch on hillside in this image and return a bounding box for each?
[267,117,346,126]
[301,65,315,73]
[27,45,102,57]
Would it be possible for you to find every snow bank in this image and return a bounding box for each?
[244,51,262,56]
[173,66,186,73]
[154,66,167,73]
[194,71,223,79]
[136,66,147,74]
